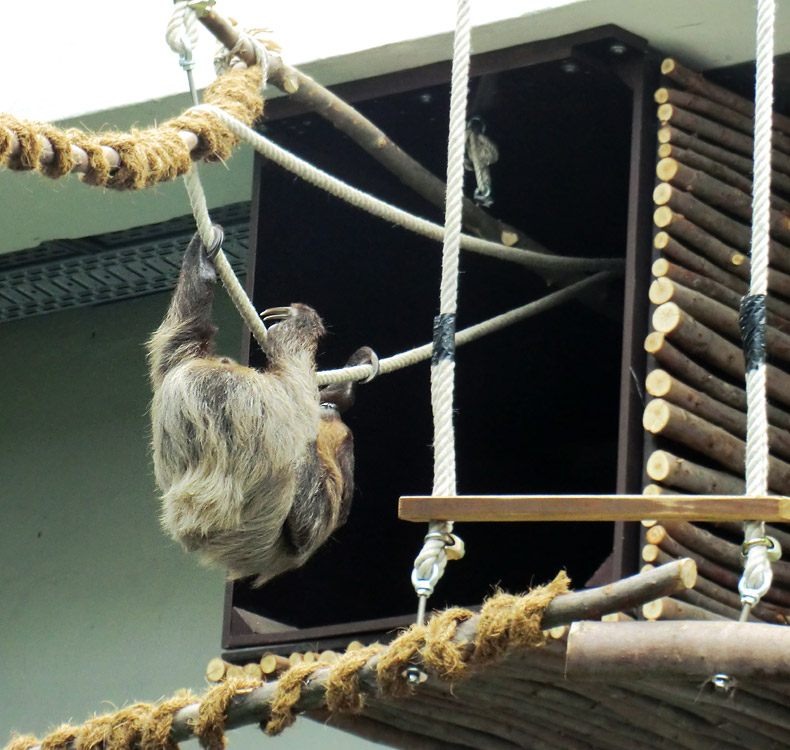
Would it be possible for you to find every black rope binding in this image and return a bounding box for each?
[740,293,767,374]
[432,313,457,365]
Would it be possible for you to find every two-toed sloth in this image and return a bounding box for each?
[147,231,376,585]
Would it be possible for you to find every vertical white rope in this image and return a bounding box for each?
[411,0,473,622]
[739,0,776,614]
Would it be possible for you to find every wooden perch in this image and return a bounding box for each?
[398,493,790,522]
[642,595,730,622]
[657,123,790,197]
[652,257,790,331]
[643,398,790,494]
[655,164,790,246]
[649,277,790,361]
[657,143,790,212]
[650,521,790,586]
[645,369,790,462]
[163,561,698,741]
[657,103,790,177]
[661,58,790,138]
[653,233,749,295]
[655,87,790,156]
[644,331,790,432]
[652,302,790,409]
[566,620,790,681]
[653,184,790,274]
[643,546,790,623]
[645,449,746,495]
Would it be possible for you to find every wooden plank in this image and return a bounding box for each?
[398,494,790,522]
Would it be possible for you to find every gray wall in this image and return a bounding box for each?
[0,290,378,749]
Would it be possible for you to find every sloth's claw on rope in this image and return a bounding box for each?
[354,347,380,384]
[260,306,293,323]
[206,224,224,260]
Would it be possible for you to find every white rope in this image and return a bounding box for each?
[408,0,473,623]
[166,1,200,64]
[739,0,777,615]
[189,105,622,274]
[182,166,270,352]
[316,271,616,385]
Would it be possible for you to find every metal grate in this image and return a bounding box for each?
[0,203,251,323]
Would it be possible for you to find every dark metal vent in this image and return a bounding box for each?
[0,202,251,322]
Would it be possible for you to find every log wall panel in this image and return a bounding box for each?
[645,58,790,626]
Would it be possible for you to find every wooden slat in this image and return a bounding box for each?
[398,494,790,522]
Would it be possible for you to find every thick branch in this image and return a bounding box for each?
[165,561,696,741]
[196,9,553,262]
[566,621,790,681]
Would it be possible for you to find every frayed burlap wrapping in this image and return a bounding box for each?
[0,66,264,190]
[194,676,262,750]
[3,575,570,749]
[262,662,319,737]
[473,570,570,663]
[5,735,38,750]
[324,644,383,714]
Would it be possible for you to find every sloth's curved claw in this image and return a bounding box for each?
[260,306,292,323]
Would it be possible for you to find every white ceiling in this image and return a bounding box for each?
[1,0,788,256]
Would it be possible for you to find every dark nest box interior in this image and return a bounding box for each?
[223,26,659,656]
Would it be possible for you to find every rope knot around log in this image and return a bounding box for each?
[194,677,262,749]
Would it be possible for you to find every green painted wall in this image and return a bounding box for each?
[0,290,378,749]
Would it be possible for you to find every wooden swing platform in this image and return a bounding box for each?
[399,494,790,522]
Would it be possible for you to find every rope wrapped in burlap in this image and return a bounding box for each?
[0,66,264,190]
[3,576,570,748]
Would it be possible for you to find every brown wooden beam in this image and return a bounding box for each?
[398,494,790,522]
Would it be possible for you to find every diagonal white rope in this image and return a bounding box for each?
[189,105,622,274]
[410,0,473,624]
[739,0,777,615]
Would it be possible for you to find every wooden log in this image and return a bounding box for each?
[654,232,748,294]
[674,583,762,622]
[653,521,790,586]
[398,493,790,522]
[656,163,790,245]
[650,276,790,361]
[658,143,790,212]
[655,208,790,299]
[644,331,790,432]
[657,124,790,197]
[206,657,227,682]
[652,258,790,333]
[653,183,790,274]
[643,398,790,494]
[642,484,676,497]
[225,664,245,679]
[645,370,790,462]
[655,87,790,155]
[260,653,290,675]
[644,545,790,623]
[661,58,790,137]
[652,302,790,409]
[657,103,790,176]
[243,663,263,680]
[567,620,790,682]
[649,526,790,608]
[642,595,730,621]
[646,448,746,494]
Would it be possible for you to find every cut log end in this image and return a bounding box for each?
[646,450,673,481]
[642,543,660,563]
[654,87,670,105]
[645,525,668,545]
[657,103,674,122]
[658,126,672,144]
[644,331,666,354]
[656,157,679,182]
[643,399,672,434]
[649,277,675,305]
[652,301,682,334]
[645,369,672,398]
[678,557,698,589]
[206,657,226,682]
[653,182,673,205]
[652,257,670,276]
[661,58,677,75]
[654,205,674,228]
[658,143,673,158]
